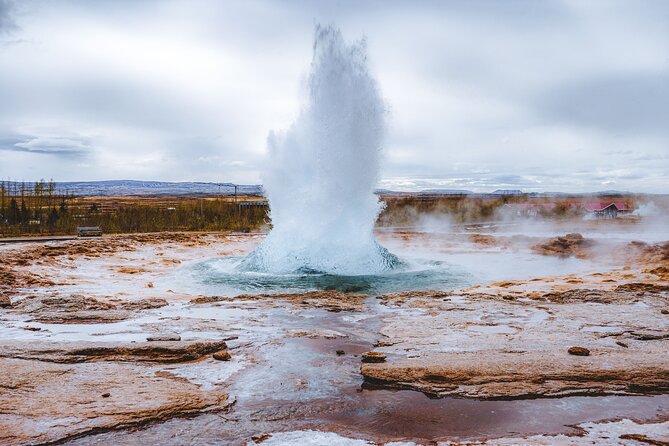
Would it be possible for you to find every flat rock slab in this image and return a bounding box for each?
[147,334,181,342]
[190,290,368,312]
[0,339,229,363]
[362,350,669,398]
[0,358,229,446]
[8,294,169,324]
[365,289,669,399]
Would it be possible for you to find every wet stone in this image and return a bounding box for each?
[22,326,41,331]
[532,233,592,258]
[251,433,272,443]
[632,331,669,341]
[362,351,387,363]
[619,433,663,444]
[0,339,230,363]
[0,357,230,445]
[212,350,231,361]
[568,346,591,356]
[147,334,181,342]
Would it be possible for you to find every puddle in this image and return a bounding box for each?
[322,391,669,442]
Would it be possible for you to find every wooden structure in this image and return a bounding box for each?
[584,202,631,219]
[238,201,268,207]
[77,226,103,237]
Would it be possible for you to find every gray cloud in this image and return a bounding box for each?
[0,0,667,192]
[0,134,90,157]
[0,1,11,25]
[538,73,669,136]
[0,0,15,34]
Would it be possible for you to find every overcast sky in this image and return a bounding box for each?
[1,0,667,192]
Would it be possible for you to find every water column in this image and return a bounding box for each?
[241,25,399,275]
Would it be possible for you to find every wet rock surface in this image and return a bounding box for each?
[364,287,669,399]
[0,357,230,446]
[147,334,182,342]
[567,346,590,356]
[0,339,231,363]
[237,418,669,445]
[361,351,386,363]
[362,350,669,398]
[190,290,367,312]
[9,294,169,323]
[213,349,232,361]
[1,227,669,445]
[532,233,593,258]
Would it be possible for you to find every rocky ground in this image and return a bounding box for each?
[1,224,668,445]
[364,287,669,399]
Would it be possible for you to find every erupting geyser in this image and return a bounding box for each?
[241,25,400,275]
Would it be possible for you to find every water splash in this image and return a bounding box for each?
[241,25,400,275]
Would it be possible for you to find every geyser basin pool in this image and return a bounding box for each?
[190,256,473,295]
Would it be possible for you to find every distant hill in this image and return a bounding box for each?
[376,188,473,196]
[593,190,634,197]
[418,189,473,195]
[49,180,263,196]
[491,189,524,196]
[0,180,646,198]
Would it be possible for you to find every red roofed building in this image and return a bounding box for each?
[583,201,631,218]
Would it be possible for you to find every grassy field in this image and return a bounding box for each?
[0,180,269,237]
[377,193,667,227]
[3,185,667,238]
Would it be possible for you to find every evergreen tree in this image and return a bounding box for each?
[8,198,19,225]
[48,208,59,228]
[20,199,30,223]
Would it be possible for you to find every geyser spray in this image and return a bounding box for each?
[241,25,399,275]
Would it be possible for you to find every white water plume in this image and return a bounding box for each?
[241,25,400,275]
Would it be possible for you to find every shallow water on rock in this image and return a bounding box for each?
[61,300,669,445]
[66,333,669,445]
[11,228,666,445]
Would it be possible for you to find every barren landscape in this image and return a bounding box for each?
[1,217,668,445]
